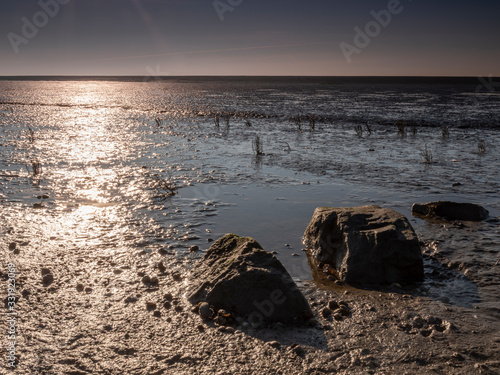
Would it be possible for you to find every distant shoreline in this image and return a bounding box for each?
[0,76,496,85]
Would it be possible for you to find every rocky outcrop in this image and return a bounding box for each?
[188,234,313,324]
[411,201,489,221]
[303,205,424,285]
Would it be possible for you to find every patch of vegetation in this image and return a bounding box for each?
[252,135,264,156]
[422,145,433,164]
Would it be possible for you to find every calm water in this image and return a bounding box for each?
[1,78,499,317]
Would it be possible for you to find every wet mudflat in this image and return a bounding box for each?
[1,79,499,374]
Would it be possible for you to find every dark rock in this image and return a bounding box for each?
[411,201,489,221]
[188,234,313,324]
[9,242,16,251]
[189,245,199,252]
[303,206,424,284]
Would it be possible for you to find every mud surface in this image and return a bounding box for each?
[3,240,500,374]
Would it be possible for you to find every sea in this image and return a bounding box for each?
[1,76,499,318]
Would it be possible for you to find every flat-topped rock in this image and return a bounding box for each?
[303,205,424,285]
[411,201,489,221]
[188,234,313,324]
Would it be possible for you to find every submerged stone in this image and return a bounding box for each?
[411,201,489,221]
[188,234,313,324]
[303,205,424,285]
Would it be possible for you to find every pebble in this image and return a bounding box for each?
[333,313,343,321]
[142,275,151,284]
[163,301,172,309]
[412,317,426,328]
[163,293,173,301]
[146,302,157,311]
[198,302,213,320]
[189,245,199,252]
[172,273,182,281]
[76,284,84,292]
[124,296,138,304]
[207,238,213,243]
[150,276,159,287]
[41,268,51,276]
[321,307,332,318]
[328,300,339,310]
[290,344,304,356]
[268,341,281,348]
[157,262,166,273]
[85,287,93,294]
[42,274,53,285]
[9,242,16,251]
[197,324,205,332]
[292,253,299,257]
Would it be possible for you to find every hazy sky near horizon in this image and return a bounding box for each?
[0,0,499,76]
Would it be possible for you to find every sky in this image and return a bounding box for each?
[0,0,499,76]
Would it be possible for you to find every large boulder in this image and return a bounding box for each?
[303,205,424,285]
[188,234,313,324]
[411,201,489,221]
